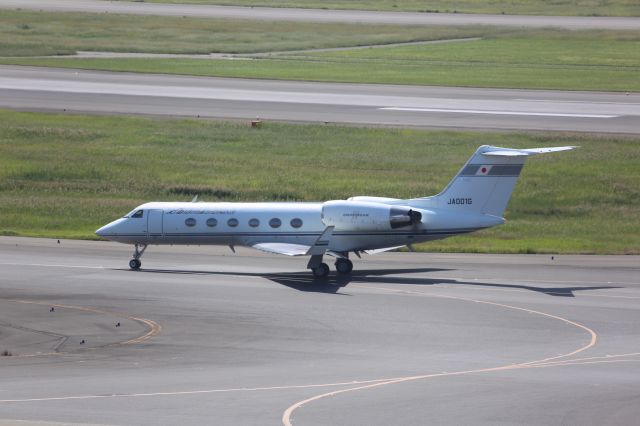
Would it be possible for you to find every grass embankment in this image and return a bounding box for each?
[1,11,638,91]
[1,109,638,254]
[130,0,640,17]
[0,10,491,56]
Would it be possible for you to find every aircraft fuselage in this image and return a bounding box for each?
[96,201,488,253]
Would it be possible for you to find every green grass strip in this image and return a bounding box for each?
[1,109,638,254]
[0,9,495,56]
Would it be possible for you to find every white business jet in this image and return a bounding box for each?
[96,145,574,277]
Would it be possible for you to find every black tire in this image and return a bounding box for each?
[129,259,141,270]
[335,258,353,275]
[312,262,330,278]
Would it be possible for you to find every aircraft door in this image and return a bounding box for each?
[147,209,163,239]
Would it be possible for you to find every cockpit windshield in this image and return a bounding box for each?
[123,209,144,218]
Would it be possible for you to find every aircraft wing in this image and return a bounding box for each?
[364,245,405,254]
[251,226,335,257]
[252,242,311,256]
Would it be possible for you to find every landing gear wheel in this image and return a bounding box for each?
[335,258,353,275]
[129,244,146,270]
[129,259,141,270]
[312,262,330,278]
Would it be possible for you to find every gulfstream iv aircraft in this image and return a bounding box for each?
[96,145,574,277]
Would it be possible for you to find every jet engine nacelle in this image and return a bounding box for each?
[321,200,422,231]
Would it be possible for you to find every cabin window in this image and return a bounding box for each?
[206,218,217,227]
[290,218,303,228]
[249,218,260,228]
[227,218,239,227]
[269,218,281,228]
[185,217,196,227]
[132,210,144,218]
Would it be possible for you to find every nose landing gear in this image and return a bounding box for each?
[129,244,147,270]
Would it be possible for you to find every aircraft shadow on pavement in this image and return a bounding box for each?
[351,273,621,298]
[265,268,451,294]
[128,267,448,294]
[127,267,620,297]
[451,281,620,298]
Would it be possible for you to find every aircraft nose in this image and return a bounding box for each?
[96,218,127,240]
[95,224,110,238]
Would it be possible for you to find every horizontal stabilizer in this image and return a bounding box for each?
[482,146,577,157]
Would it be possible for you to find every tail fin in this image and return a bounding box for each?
[413,145,576,217]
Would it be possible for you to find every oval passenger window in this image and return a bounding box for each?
[206,218,217,227]
[269,218,281,228]
[290,218,303,228]
[227,218,239,227]
[249,218,260,227]
[185,218,196,227]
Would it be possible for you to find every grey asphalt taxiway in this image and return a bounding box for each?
[2,66,639,134]
[1,237,639,425]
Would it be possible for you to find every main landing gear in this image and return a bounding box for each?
[308,254,353,278]
[129,243,147,270]
[335,258,353,275]
[311,262,330,278]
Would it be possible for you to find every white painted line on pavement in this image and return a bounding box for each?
[380,107,618,118]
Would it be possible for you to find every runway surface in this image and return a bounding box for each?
[1,237,639,425]
[2,66,639,134]
[2,0,640,30]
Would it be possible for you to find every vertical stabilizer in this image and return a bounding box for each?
[411,145,575,217]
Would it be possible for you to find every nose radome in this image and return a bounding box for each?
[95,224,109,238]
[96,218,128,239]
